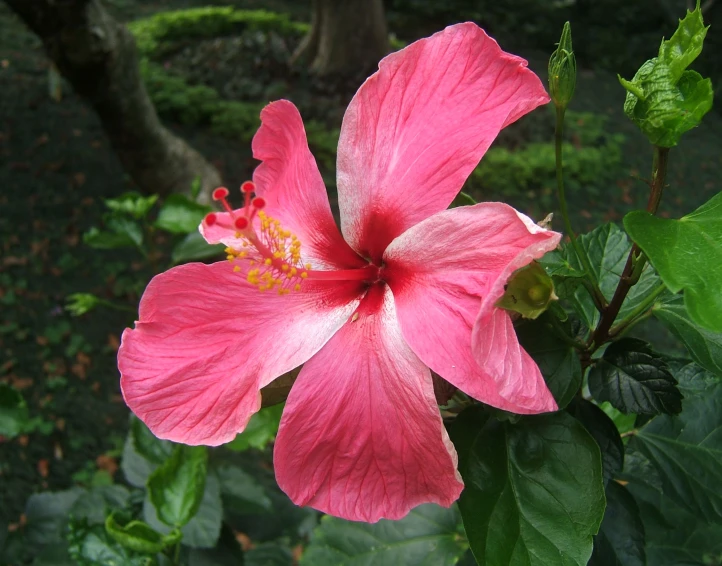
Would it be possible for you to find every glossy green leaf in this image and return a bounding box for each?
[104,513,172,554]
[145,471,222,549]
[629,361,722,523]
[588,481,645,566]
[171,231,224,264]
[226,404,284,452]
[618,3,712,147]
[653,298,722,376]
[148,445,208,528]
[105,192,158,219]
[0,383,30,438]
[155,194,211,234]
[449,408,605,566]
[515,315,582,409]
[569,399,624,485]
[131,416,173,465]
[301,504,467,566]
[556,224,661,329]
[625,191,722,332]
[67,519,151,566]
[598,402,637,436]
[588,338,682,415]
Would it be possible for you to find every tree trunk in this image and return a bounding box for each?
[4,0,222,200]
[292,0,390,77]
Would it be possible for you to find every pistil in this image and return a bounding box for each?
[205,182,379,293]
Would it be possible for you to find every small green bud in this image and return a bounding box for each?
[65,293,101,316]
[496,262,558,320]
[548,22,576,110]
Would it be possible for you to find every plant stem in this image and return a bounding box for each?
[554,106,606,311]
[608,281,666,337]
[590,145,670,348]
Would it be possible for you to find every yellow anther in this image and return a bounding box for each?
[300,272,308,279]
[281,264,289,272]
[233,266,241,273]
[227,255,234,261]
[264,258,272,266]
[305,263,312,270]
[294,284,301,291]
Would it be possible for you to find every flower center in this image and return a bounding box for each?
[204,182,380,294]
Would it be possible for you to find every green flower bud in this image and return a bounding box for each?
[496,262,558,320]
[548,22,576,110]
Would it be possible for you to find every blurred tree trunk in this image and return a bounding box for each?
[292,0,390,77]
[4,0,222,200]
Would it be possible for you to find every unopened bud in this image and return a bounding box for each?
[496,262,558,320]
[548,22,576,110]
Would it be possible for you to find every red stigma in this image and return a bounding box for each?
[204,212,217,226]
[234,217,249,230]
[241,181,255,193]
[252,197,266,209]
[212,187,230,201]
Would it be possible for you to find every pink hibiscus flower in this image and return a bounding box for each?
[118,23,561,523]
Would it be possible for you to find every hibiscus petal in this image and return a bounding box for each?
[383,203,561,413]
[251,100,363,269]
[274,285,462,522]
[119,261,361,446]
[337,22,550,260]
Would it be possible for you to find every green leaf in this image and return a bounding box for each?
[618,2,712,146]
[155,194,211,234]
[569,399,624,485]
[629,361,722,524]
[70,485,131,525]
[148,445,208,528]
[658,1,708,81]
[226,404,284,452]
[301,504,467,566]
[188,525,245,566]
[588,481,645,566]
[244,542,294,566]
[559,224,661,329]
[653,298,722,376]
[104,513,173,554]
[598,402,637,437]
[145,471,223,549]
[171,231,224,264]
[105,192,159,219]
[448,408,605,566]
[626,479,722,565]
[121,433,157,489]
[83,226,139,251]
[216,464,272,514]
[24,489,85,546]
[515,315,582,409]
[131,416,173,465]
[588,338,683,415]
[625,191,722,333]
[68,519,152,566]
[0,383,30,438]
